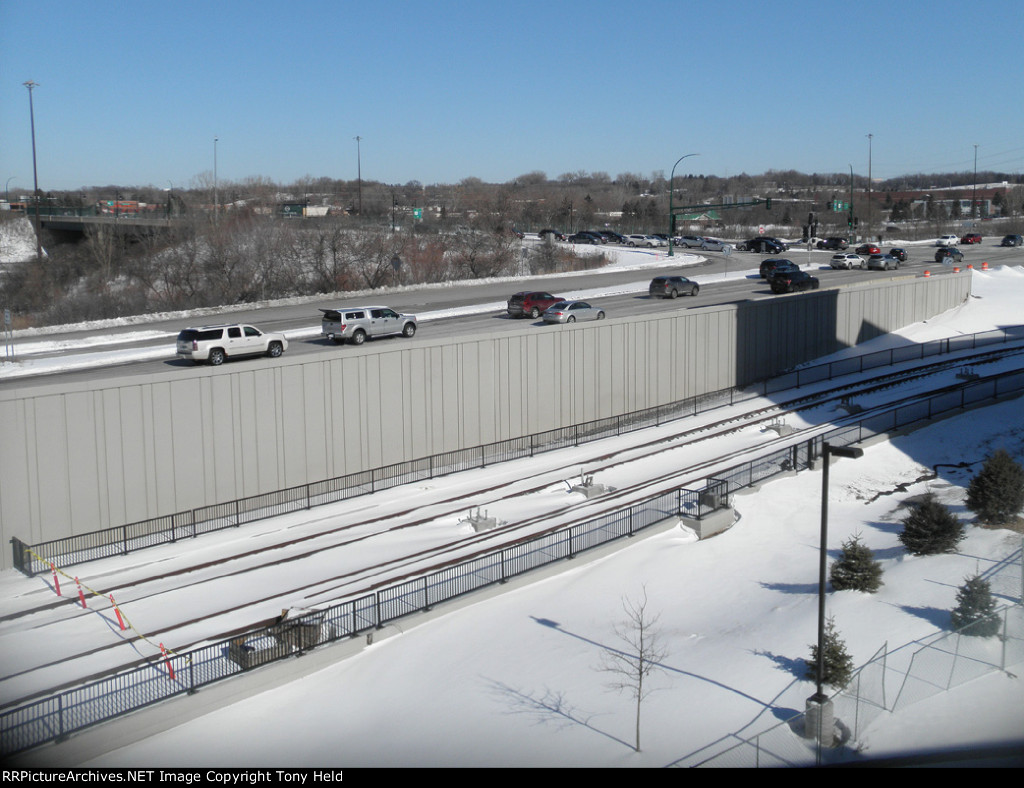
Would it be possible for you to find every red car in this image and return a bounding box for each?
[506,291,564,319]
[961,233,982,245]
[855,243,881,255]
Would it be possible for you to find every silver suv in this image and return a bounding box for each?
[176,324,288,366]
[319,306,418,345]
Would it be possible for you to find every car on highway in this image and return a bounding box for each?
[542,300,606,324]
[855,243,881,255]
[961,233,982,245]
[759,258,800,279]
[675,235,705,248]
[816,237,849,250]
[649,275,700,299]
[936,234,959,247]
[176,323,288,366]
[627,234,660,247]
[770,270,820,294]
[867,254,901,271]
[507,291,563,319]
[700,238,732,252]
[742,237,787,254]
[935,247,964,264]
[1001,234,1023,247]
[830,253,863,270]
[319,306,418,345]
[889,247,908,262]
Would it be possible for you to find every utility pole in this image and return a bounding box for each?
[23,80,42,262]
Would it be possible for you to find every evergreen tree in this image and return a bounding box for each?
[804,617,854,689]
[898,494,964,555]
[951,574,1001,637]
[830,535,884,592]
[966,449,1024,525]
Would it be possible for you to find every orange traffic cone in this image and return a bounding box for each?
[923,270,931,277]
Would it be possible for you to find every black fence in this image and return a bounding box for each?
[13,325,1024,578]
[5,365,1024,756]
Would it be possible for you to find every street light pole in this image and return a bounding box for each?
[23,80,42,262]
[865,133,873,241]
[354,136,362,216]
[668,153,699,257]
[972,144,979,220]
[807,440,863,749]
[214,136,219,225]
[5,177,15,202]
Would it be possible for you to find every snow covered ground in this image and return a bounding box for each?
[3,225,1024,766]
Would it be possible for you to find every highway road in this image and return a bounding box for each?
[2,238,1020,391]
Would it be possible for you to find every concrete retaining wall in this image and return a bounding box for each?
[0,273,971,568]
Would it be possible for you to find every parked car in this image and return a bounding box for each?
[568,231,603,244]
[651,233,670,245]
[537,228,566,241]
[176,323,288,366]
[675,235,705,248]
[855,243,881,255]
[507,291,563,319]
[830,253,864,270]
[935,247,964,264]
[888,247,908,262]
[759,258,800,279]
[816,237,849,250]
[542,300,606,323]
[961,233,982,245]
[700,238,732,252]
[867,254,901,271]
[743,237,787,254]
[627,234,659,248]
[583,230,609,243]
[770,270,820,294]
[599,230,628,244]
[936,234,960,247]
[648,275,700,299]
[1001,234,1023,247]
[319,306,418,345]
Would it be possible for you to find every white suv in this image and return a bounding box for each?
[319,306,418,345]
[936,234,959,247]
[176,324,288,366]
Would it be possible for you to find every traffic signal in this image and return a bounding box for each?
[827,201,833,211]
[765,198,772,210]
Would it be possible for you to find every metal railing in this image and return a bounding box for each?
[13,325,1024,577]
[6,365,1024,756]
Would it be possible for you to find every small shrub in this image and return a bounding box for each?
[805,617,854,689]
[951,574,1001,637]
[965,449,1024,526]
[830,535,884,592]
[898,494,964,555]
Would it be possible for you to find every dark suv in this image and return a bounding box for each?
[649,276,700,299]
[771,270,820,294]
[1001,234,1023,247]
[507,291,563,319]
[743,237,787,254]
[759,258,800,279]
[935,247,964,263]
[816,237,849,250]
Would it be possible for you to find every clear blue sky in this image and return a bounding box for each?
[2,0,1022,193]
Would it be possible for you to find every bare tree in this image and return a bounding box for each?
[599,587,669,752]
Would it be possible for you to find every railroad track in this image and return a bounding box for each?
[3,344,1023,708]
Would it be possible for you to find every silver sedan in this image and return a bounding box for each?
[542,300,606,324]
